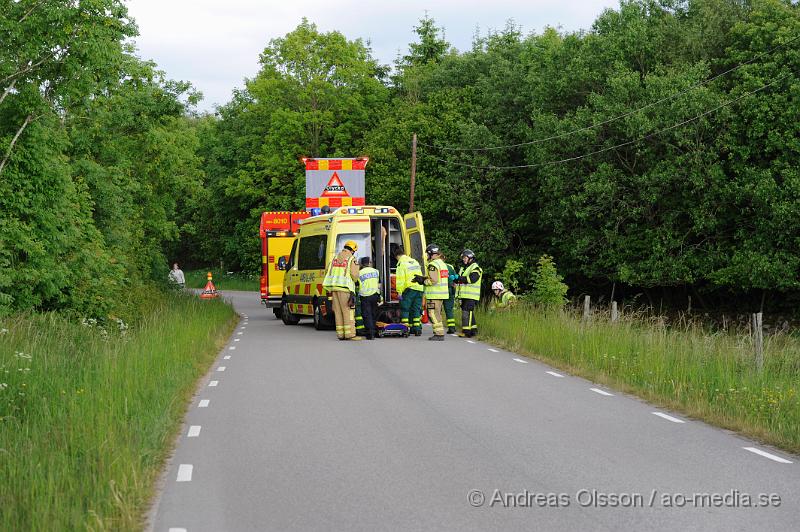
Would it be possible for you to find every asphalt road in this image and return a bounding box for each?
[150,291,798,532]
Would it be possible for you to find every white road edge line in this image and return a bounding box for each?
[234,338,240,342]
[513,358,529,364]
[546,371,564,378]
[217,366,226,372]
[488,348,499,353]
[743,447,793,464]
[466,340,476,344]
[652,412,685,423]
[176,464,193,482]
[187,425,201,438]
[229,346,236,350]
[169,528,187,532]
[237,332,243,335]
[224,355,231,360]
[198,399,210,408]
[591,388,614,396]
[209,381,218,387]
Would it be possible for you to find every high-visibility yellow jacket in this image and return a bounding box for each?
[395,255,423,294]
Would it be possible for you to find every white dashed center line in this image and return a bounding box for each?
[513,358,529,364]
[217,366,226,372]
[591,388,614,396]
[187,425,201,438]
[176,464,193,482]
[743,447,793,464]
[209,381,218,387]
[466,340,476,344]
[224,355,231,360]
[488,348,499,353]
[198,400,210,408]
[653,412,685,423]
[546,371,564,378]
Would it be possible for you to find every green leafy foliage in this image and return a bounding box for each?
[530,255,569,308]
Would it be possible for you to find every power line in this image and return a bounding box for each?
[423,71,793,171]
[419,34,800,153]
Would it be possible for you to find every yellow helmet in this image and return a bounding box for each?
[344,240,358,252]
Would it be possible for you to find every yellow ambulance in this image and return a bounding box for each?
[280,206,426,329]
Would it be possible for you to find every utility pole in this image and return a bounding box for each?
[409,133,417,212]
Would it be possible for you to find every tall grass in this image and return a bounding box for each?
[0,288,236,530]
[184,269,258,291]
[479,304,800,454]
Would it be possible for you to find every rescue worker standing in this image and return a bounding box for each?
[393,246,424,336]
[455,249,482,337]
[420,244,449,341]
[322,240,363,341]
[442,254,458,334]
[358,257,381,340]
[490,280,517,311]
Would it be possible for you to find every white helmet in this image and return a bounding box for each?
[491,281,504,291]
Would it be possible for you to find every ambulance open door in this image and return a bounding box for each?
[404,212,427,269]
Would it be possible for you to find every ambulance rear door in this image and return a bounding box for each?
[403,212,427,269]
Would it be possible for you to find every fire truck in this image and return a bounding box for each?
[259,211,309,318]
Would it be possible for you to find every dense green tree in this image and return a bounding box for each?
[194,19,390,270]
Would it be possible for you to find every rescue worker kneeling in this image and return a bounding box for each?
[393,246,424,336]
[322,240,363,340]
[358,257,381,340]
[418,244,449,341]
[490,280,517,311]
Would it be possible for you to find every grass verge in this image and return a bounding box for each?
[479,304,800,454]
[184,269,259,292]
[0,288,236,530]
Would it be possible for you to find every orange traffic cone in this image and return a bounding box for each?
[200,271,219,299]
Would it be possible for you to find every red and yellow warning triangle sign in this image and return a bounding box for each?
[321,172,349,197]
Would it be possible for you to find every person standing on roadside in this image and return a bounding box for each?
[393,246,424,336]
[322,241,363,341]
[455,249,482,337]
[169,263,185,289]
[441,253,458,334]
[420,244,449,341]
[358,257,381,340]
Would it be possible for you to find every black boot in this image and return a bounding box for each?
[447,326,456,334]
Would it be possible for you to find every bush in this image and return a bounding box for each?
[530,255,568,308]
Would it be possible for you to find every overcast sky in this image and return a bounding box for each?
[125,0,620,112]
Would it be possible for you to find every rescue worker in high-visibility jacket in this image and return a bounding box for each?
[358,256,381,340]
[322,240,363,340]
[419,244,449,341]
[490,280,517,311]
[441,253,458,334]
[393,246,424,336]
[455,249,482,337]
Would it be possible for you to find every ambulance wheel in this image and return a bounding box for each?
[313,303,326,330]
[281,300,300,325]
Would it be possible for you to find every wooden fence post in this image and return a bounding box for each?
[583,295,591,321]
[611,301,618,323]
[753,312,764,372]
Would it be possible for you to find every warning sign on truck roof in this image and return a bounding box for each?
[304,158,367,210]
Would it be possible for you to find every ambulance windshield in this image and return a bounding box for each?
[336,233,370,259]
